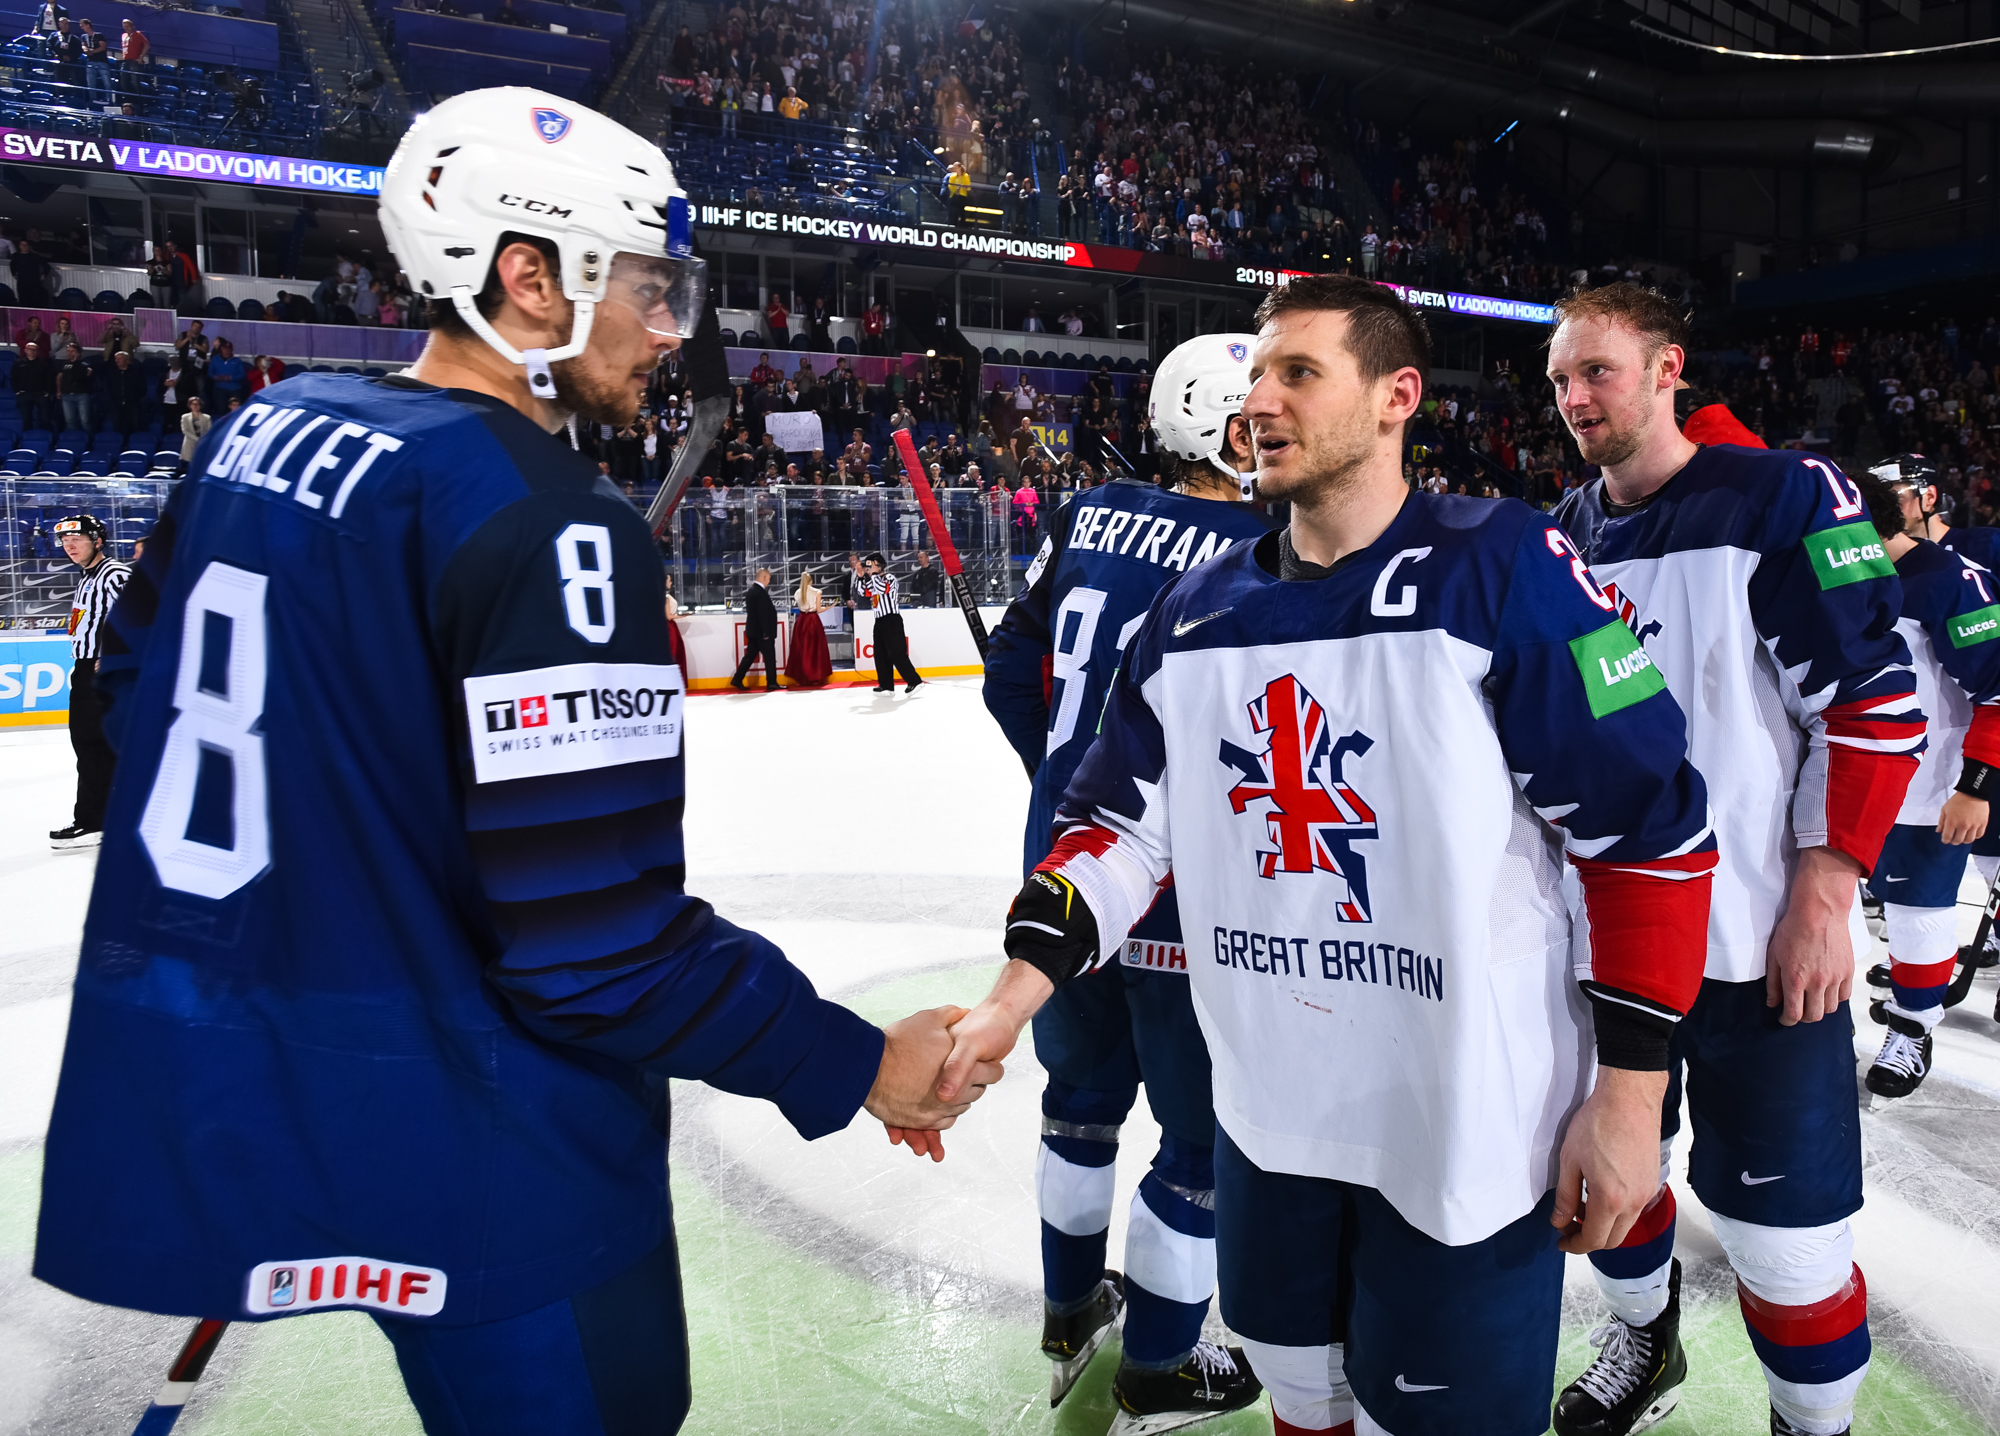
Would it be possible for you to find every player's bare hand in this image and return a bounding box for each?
[865,1006,1001,1161]
[936,959,1054,1103]
[1553,1065,1668,1255]
[1765,846,1862,1025]
[1939,792,1990,846]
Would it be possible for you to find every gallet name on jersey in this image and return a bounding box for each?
[463,661,684,784]
[204,402,408,520]
[1210,927,1445,1003]
[244,1255,448,1317]
[1067,501,1241,572]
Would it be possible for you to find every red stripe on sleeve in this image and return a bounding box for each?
[1825,747,1919,871]
[1964,704,2000,769]
[1038,824,1119,871]
[1737,1266,1867,1348]
[1572,850,1716,1017]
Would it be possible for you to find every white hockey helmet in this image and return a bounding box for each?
[378,87,705,399]
[1149,332,1256,492]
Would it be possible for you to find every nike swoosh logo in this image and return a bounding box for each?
[1172,609,1231,637]
[1883,876,1909,882]
[1741,1171,1785,1185]
[1394,1376,1449,1393]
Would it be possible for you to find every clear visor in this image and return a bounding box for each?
[601,251,707,340]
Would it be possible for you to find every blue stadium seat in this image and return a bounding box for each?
[237,299,266,321]
[56,287,89,308]
[719,328,737,347]
[1061,352,1079,368]
[205,297,235,319]
[1022,351,1040,365]
[93,290,125,312]
[837,336,857,354]
[981,346,998,362]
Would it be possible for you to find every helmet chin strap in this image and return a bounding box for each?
[449,288,597,409]
[1208,452,1254,500]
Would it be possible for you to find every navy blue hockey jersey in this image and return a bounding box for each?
[1940,524,2000,573]
[1888,537,2000,824]
[985,478,1277,879]
[35,375,882,1326]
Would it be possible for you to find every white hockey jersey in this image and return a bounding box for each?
[1555,445,1922,981]
[1043,495,1715,1246]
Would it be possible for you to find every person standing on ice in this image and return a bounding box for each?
[921,275,1721,1436]
[33,88,996,1436]
[983,331,1277,1432]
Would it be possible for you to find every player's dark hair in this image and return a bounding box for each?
[426,231,563,337]
[1252,274,1430,385]
[862,550,887,567]
[1849,466,1909,541]
[1549,282,1690,363]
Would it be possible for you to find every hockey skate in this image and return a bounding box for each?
[48,824,101,851]
[1108,1341,1263,1436]
[1042,1271,1125,1408]
[1865,1011,1933,1099]
[1552,1259,1686,1436]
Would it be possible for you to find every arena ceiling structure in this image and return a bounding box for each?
[1038,0,2000,310]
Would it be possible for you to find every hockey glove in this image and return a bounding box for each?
[1004,870,1103,989]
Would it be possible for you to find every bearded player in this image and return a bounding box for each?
[933,274,1718,1436]
[1548,283,1921,1436]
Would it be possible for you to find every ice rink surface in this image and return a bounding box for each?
[6,678,2000,1434]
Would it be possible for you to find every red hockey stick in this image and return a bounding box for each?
[891,427,990,658]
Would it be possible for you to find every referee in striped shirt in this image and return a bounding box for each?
[51,514,130,850]
[853,551,923,694]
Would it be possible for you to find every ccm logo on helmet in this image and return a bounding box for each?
[499,194,575,219]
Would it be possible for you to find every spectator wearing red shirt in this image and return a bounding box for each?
[861,300,885,355]
[748,351,781,386]
[764,289,789,345]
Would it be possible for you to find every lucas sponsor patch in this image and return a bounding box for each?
[245,1256,447,1317]
[1806,521,1894,589]
[1569,619,1666,719]
[463,661,682,783]
[1950,603,2000,648]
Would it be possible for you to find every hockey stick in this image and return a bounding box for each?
[130,1319,228,1435]
[645,299,732,536]
[1948,859,2000,1010]
[891,426,990,658]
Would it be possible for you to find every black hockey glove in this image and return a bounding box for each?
[1672,385,1719,425]
[1004,870,1102,989]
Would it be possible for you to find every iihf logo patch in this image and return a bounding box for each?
[1227,342,1248,363]
[1218,674,1378,921]
[531,107,572,143]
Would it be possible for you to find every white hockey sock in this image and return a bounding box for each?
[1238,1340,1353,1431]
[1593,1255,1674,1327]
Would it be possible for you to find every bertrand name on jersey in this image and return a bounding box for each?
[463,661,684,784]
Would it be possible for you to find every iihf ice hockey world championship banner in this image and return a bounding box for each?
[0,129,386,197]
[689,202,1556,326]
